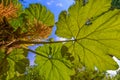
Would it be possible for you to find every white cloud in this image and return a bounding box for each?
[47,2,51,5]
[47,0,54,5]
[55,37,67,41]
[56,3,63,7]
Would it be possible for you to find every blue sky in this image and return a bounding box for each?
[20,0,74,65]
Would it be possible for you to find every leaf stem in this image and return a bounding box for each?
[22,47,48,58]
[16,39,75,44]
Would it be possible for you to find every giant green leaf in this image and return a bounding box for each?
[56,0,120,71]
[24,3,54,26]
[35,43,74,80]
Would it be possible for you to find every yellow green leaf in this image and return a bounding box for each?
[35,43,74,80]
[56,0,120,71]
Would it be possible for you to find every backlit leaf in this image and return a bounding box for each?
[25,3,54,27]
[35,43,74,80]
[56,0,120,71]
[23,3,55,39]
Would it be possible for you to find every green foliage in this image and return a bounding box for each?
[35,43,74,80]
[71,69,111,80]
[1,0,120,80]
[0,49,29,80]
[111,0,120,9]
[9,3,55,34]
[56,0,120,71]
[24,3,54,27]
[0,0,55,79]
[0,0,14,6]
[11,66,44,80]
[9,13,24,27]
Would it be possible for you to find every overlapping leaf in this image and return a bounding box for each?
[9,14,28,32]
[35,43,74,80]
[24,3,54,27]
[0,49,29,79]
[9,3,55,39]
[56,0,120,71]
[22,3,55,39]
[111,0,120,9]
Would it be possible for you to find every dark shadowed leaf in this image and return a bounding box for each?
[0,49,29,79]
[111,0,120,9]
